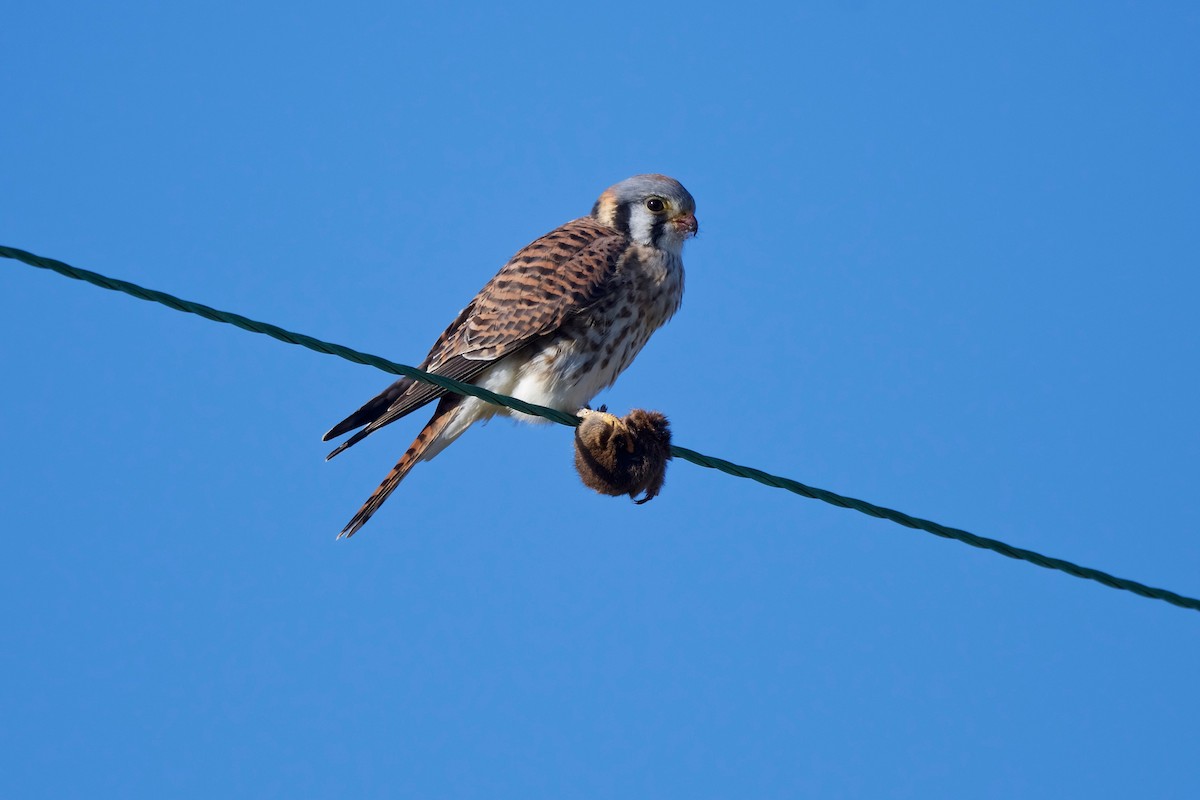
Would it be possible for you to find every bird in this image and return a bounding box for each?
[323,174,698,537]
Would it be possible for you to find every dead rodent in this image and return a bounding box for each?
[573,407,672,504]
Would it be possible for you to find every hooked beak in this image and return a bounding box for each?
[672,211,699,237]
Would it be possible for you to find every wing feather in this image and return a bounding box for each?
[323,216,625,457]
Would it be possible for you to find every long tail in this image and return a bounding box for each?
[338,395,462,538]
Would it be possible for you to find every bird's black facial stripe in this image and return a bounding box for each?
[649,218,666,243]
[591,200,601,217]
[613,202,631,235]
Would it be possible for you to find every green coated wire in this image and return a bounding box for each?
[4,243,1198,614]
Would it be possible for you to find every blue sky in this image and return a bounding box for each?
[3,2,1198,797]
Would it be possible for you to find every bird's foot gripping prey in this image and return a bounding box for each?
[324,174,698,537]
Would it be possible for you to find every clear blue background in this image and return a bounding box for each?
[3,2,1198,797]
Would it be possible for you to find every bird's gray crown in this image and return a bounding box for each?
[592,174,695,216]
[603,174,695,212]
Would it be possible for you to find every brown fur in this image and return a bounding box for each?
[573,408,672,504]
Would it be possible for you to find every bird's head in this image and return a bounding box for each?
[591,174,698,254]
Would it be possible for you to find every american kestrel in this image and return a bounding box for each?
[324,174,698,537]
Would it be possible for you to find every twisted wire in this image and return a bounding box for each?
[4,243,1197,613]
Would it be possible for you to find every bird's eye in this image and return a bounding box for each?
[645,197,666,213]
